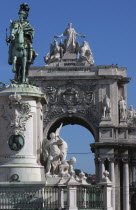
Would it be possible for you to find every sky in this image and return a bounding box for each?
[0,0,136,174]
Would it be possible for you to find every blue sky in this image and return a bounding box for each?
[0,0,136,173]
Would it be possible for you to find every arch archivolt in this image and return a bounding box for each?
[43,114,98,141]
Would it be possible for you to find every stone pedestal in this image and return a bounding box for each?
[66,186,78,210]
[0,84,47,182]
[99,171,113,210]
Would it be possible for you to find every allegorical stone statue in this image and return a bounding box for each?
[79,172,87,184]
[128,105,136,118]
[79,41,94,65]
[68,157,76,176]
[43,123,68,175]
[127,105,136,127]
[6,3,37,83]
[44,132,61,175]
[44,40,63,65]
[102,95,111,118]
[59,157,76,177]
[119,96,127,120]
[59,160,70,176]
[54,23,86,54]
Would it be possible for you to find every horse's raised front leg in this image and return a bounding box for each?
[12,56,17,73]
[22,56,27,83]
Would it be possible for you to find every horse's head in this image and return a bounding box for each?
[10,21,20,41]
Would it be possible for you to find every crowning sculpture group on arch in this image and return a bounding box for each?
[0,3,136,210]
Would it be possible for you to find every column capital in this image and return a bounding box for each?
[122,157,129,163]
[107,157,116,163]
[97,157,105,163]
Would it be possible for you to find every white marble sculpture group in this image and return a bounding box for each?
[43,124,76,176]
[44,23,94,66]
[42,123,87,184]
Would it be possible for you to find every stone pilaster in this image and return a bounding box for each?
[122,158,130,210]
[109,158,115,210]
[66,186,78,210]
[98,157,105,181]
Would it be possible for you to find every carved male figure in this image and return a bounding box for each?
[7,3,36,64]
[54,23,86,53]
[119,96,126,120]
[43,123,68,175]
[102,95,111,118]
[44,132,61,174]
[58,136,68,162]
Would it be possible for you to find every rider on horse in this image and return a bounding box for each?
[7,3,37,67]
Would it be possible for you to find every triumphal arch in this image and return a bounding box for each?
[29,23,136,210]
[0,4,136,209]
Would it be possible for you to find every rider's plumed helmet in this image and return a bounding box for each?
[18,3,30,20]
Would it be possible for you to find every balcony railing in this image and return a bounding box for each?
[0,185,104,210]
[77,185,104,209]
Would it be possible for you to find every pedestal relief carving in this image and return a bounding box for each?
[8,135,24,151]
[0,93,32,138]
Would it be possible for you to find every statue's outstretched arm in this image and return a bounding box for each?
[55,123,63,137]
[54,34,63,38]
[76,33,86,38]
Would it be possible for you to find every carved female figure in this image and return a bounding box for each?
[102,95,111,118]
[54,23,85,53]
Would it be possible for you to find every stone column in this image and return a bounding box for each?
[109,158,115,210]
[122,158,129,210]
[98,158,105,181]
[95,157,99,183]
[132,166,136,184]
[132,153,136,185]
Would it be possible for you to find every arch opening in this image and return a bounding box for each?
[59,124,95,174]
